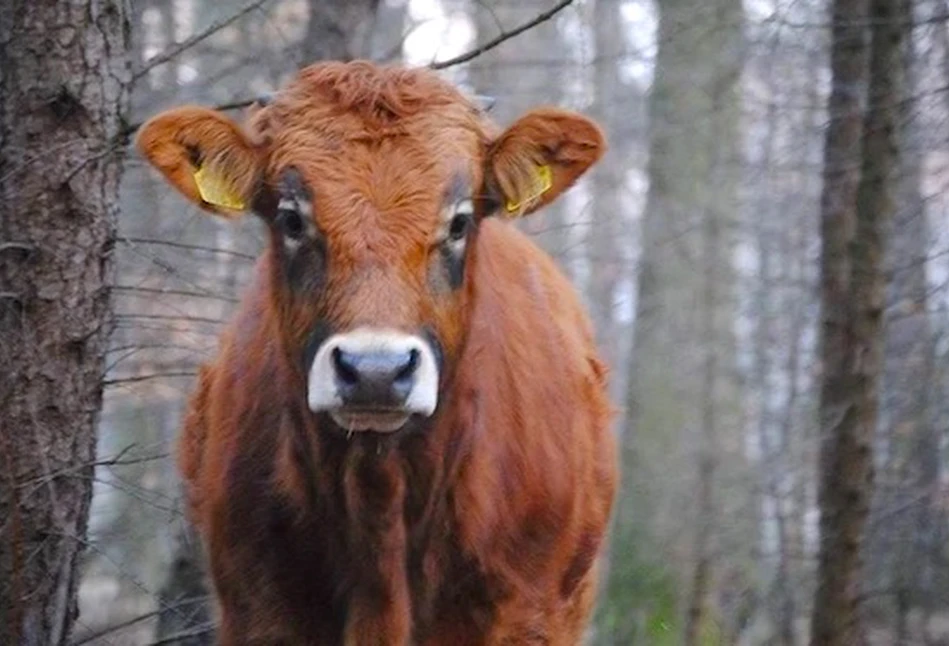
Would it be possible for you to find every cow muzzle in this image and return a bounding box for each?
[306,327,439,433]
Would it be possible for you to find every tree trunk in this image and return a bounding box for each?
[589,0,625,351]
[0,1,129,644]
[810,0,902,643]
[605,0,743,640]
[156,525,213,646]
[302,0,381,64]
[872,0,934,639]
[683,200,721,646]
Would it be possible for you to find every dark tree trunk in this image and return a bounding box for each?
[302,0,382,64]
[810,0,902,643]
[156,525,213,646]
[867,0,933,639]
[0,1,129,644]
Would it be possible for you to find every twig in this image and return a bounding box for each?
[211,97,258,112]
[115,313,228,325]
[147,624,217,646]
[69,596,209,646]
[132,0,271,83]
[16,447,170,490]
[430,0,576,70]
[103,372,197,387]
[120,236,257,261]
[112,285,239,303]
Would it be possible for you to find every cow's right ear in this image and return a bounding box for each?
[136,106,261,217]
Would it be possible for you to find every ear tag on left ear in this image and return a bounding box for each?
[193,165,245,210]
[505,164,553,213]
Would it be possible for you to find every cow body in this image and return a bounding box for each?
[139,61,617,645]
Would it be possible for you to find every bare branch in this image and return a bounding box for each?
[132,0,271,83]
[123,0,578,135]
[115,313,228,325]
[430,0,575,70]
[147,624,217,646]
[120,236,256,261]
[69,596,209,646]
[103,372,197,387]
[16,446,170,491]
[112,285,239,304]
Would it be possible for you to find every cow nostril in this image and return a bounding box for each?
[332,348,360,386]
[395,349,420,384]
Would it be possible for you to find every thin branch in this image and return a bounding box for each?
[207,97,257,112]
[120,236,257,261]
[112,285,239,303]
[70,597,209,646]
[16,446,170,490]
[132,0,271,83]
[103,372,197,387]
[147,624,217,646]
[430,0,576,70]
[115,313,228,325]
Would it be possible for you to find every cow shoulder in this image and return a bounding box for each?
[453,219,614,583]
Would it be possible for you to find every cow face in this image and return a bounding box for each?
[137,62,605,434]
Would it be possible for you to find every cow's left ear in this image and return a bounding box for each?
[485,108,606,217]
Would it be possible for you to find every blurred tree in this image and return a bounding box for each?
[602,0,744,642]
[810,0,903,643]
[864,0,941,639]
[589,0,625,352]
[0,0,130,644]
[303,0,381,64]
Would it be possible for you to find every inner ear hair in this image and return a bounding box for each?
[490,146,549,217]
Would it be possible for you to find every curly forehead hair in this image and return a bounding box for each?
[247,61,497,142]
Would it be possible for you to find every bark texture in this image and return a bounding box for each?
[810,0,902,642]
[866,0,938,637]
[0,1,129,644]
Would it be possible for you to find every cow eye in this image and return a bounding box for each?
[277,207,305,240]
[448,199,474,241]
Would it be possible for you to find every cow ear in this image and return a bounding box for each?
[485,108,606,217]
[136,106,261,217]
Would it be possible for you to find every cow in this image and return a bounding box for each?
[136,60,618,645]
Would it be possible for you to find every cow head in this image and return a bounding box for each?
[137,61,605,435]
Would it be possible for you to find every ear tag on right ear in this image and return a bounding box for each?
[505,164,553,213]
[193,165,245,210]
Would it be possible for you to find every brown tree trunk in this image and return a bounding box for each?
[0,1,129,644]
[867,0,932,639]
[810,0,902,643]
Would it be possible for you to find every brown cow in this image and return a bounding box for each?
[136,61,617,645]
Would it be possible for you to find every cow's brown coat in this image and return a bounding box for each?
[138,61,617,645]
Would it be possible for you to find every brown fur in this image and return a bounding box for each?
[137,61,617,645]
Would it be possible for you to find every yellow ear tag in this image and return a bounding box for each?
[193,165,245,210]
[505,165,553,213]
